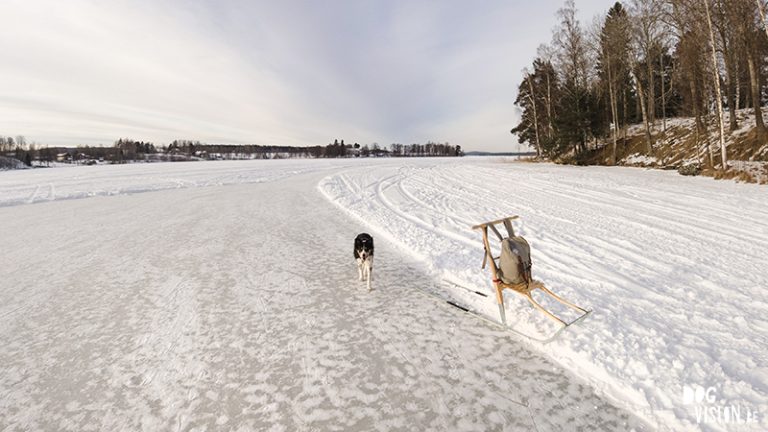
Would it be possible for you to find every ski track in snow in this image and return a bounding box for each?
[0,160,646,431]
[319,158,768,432]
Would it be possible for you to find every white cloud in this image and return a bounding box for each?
[0,0,615,151]
[0,0,320,146]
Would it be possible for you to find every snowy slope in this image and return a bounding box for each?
[319,157,768,432]
[0,160,646,431]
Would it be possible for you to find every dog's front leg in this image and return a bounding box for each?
[357,259,364,281]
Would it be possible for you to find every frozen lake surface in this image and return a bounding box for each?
[2,158,766,431]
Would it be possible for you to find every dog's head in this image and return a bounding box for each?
[354,233,374,260]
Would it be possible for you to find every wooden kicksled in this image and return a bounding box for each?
[472,216,590,328]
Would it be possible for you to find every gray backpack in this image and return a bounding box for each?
[496,236,532,285]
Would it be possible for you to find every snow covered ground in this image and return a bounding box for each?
[2,158,765,431]
[0,160,331,207]
[320,157,768,432]
[0,159,647,431]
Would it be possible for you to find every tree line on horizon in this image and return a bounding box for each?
[512,0,768,170]
[0,136,462,166]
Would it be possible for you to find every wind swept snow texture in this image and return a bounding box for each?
[319,158,768,431]
[0,161,646,431]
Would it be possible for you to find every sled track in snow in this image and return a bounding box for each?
[319,158,768,432]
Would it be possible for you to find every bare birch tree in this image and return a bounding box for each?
[599,3,632,163]
[702,0,728,169]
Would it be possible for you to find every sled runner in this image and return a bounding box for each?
[472,216,590,328]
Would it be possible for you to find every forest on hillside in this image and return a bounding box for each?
[512,0,768,173]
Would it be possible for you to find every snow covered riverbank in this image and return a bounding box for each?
[319,157,768,431]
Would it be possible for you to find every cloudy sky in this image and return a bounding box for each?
[0,0,611,152]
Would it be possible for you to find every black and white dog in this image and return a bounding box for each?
[353,233,374,290]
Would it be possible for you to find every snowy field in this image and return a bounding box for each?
[0,160,333,208]
[1,158,765,431]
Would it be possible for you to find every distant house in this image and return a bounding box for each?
[56,153,71,162]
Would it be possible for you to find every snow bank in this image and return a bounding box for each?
[319,157,768,431]
[622,153,661,167]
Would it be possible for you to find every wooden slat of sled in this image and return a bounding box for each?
[471,215,519,230]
